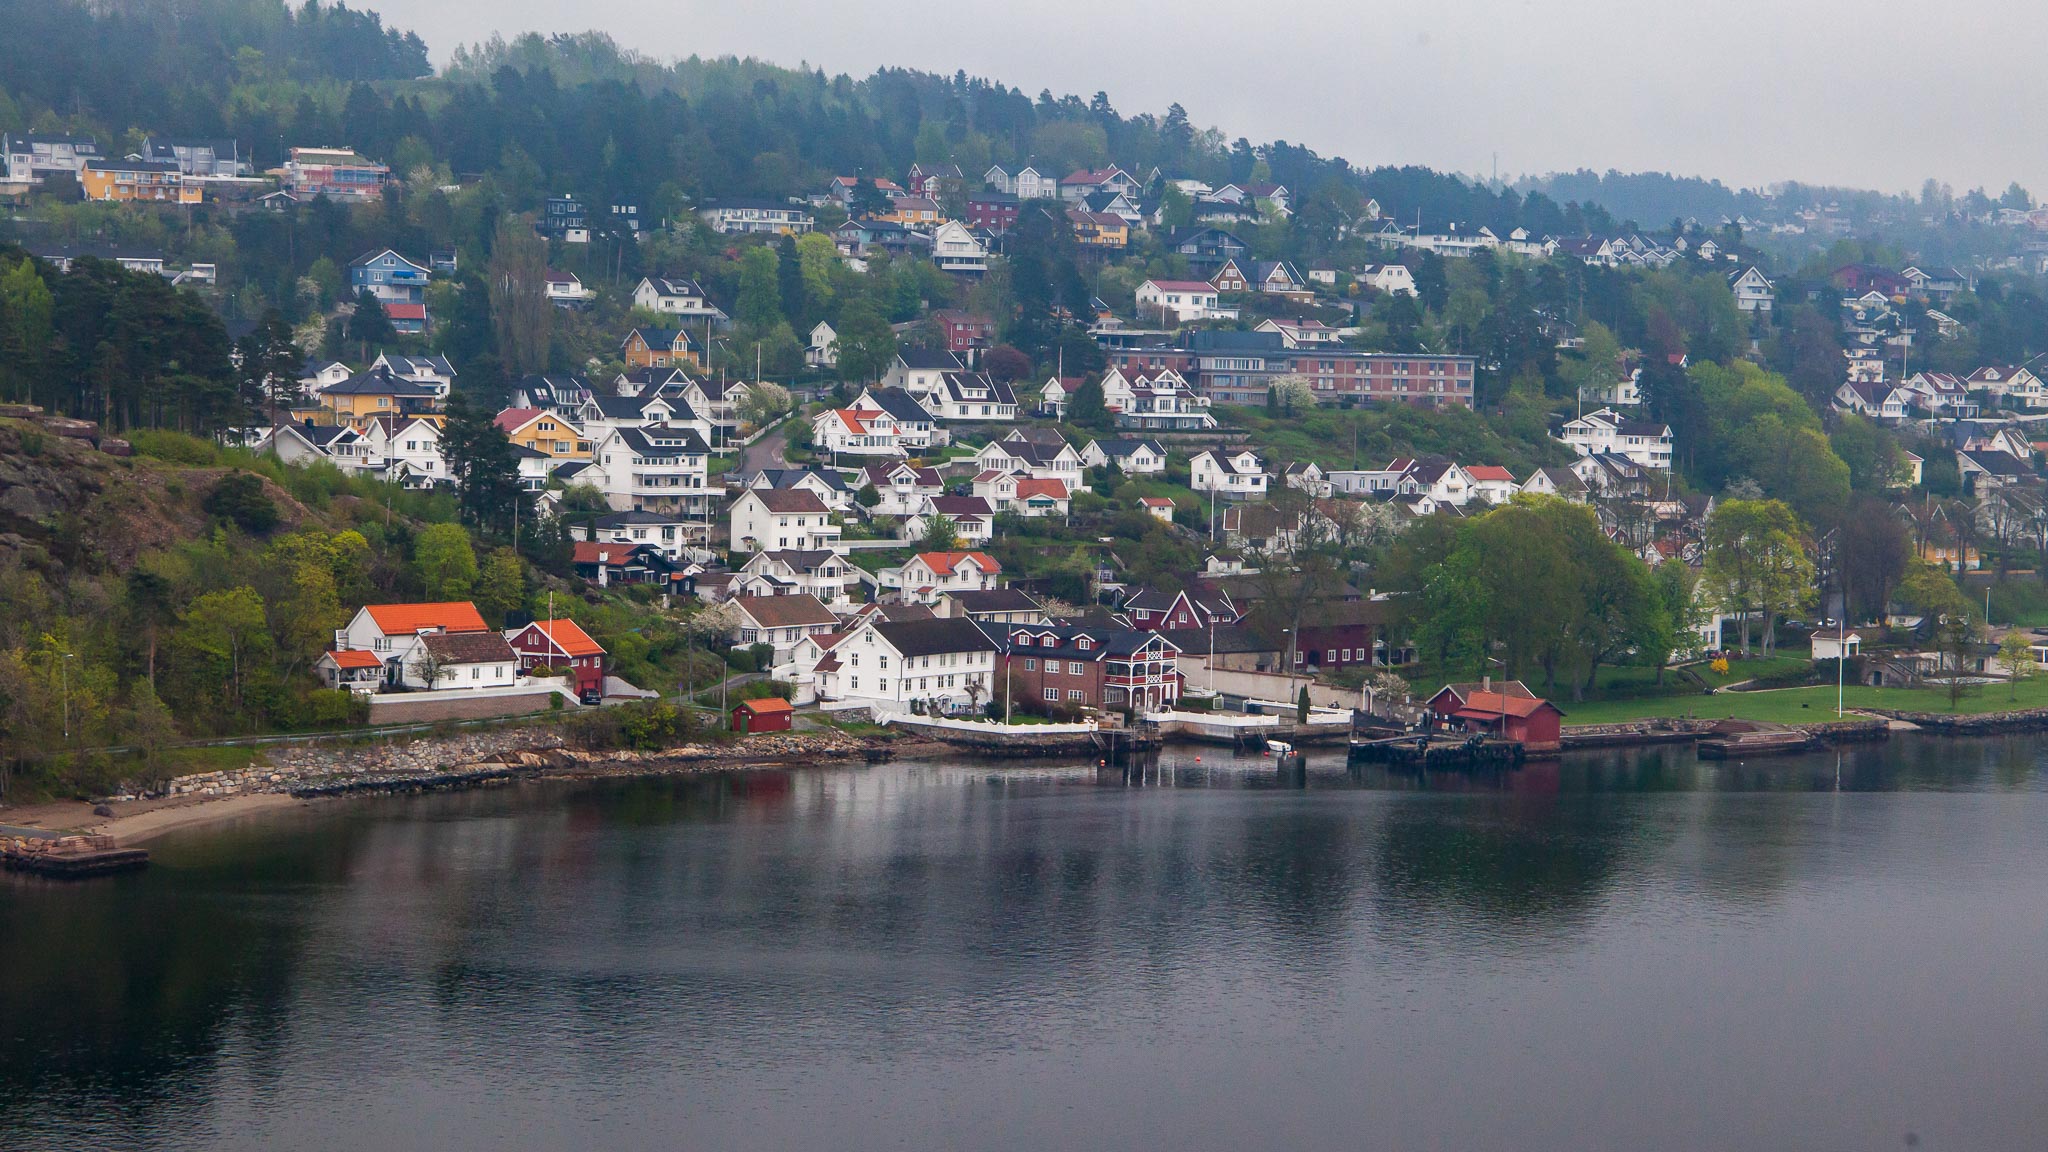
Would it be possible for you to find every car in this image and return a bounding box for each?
[579,689,604,706]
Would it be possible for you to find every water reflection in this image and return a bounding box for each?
[3,735,2048,1151]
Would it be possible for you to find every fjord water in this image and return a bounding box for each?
[6,739,2048,1151]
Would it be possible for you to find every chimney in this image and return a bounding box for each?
[1482,674,1491,692]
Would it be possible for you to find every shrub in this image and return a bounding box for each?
[130,429,221,465]
[203,472,280,534]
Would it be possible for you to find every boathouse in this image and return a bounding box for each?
[1424,680,1563,752]
[732,696,795,734]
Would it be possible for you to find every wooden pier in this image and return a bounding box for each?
[1347,733,1526,771]
[1694,721,1815,759]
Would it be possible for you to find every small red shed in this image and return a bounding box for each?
[1438,689,1564,752]
[732,697,795,735]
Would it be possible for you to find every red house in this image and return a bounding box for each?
[928,309,995,356]
[966,192,1020,234]
[504,617,607,695]
[732,696,794,734]
[1424,680,1563,752]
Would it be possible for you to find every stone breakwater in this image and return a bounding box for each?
[1864,706,2048,733]
[1561,717,1890,749]
[104,730,902,805]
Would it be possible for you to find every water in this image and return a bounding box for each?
[6,737,2048,1151]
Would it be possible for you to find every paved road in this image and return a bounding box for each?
[736,421,791,475]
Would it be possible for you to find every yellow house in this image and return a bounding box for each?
[81,159,202,205]
[1067,209,1128,250]
[879,196,944,230]
[494,408,592,459]
[622,326,704,372]
[315,369,445,428]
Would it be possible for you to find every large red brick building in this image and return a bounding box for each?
[999,624,1183,713]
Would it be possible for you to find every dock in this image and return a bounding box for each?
[1347,733,1525,770]
[2,833,150,877]
[1694,721,1815,759]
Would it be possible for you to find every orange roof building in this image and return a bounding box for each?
[361,602,489,635]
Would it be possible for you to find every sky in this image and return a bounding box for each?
[371,0,2047,198]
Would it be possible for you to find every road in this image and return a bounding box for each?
[736,420,792,475]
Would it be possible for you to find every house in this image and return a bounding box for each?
[973,430,1086,488]
[806,321,839,368]
[1136,279,1223,324]
[1098,367,1216,431]
[1424,682,1564,752]
[1355,264,1419,297]
[1574,452,1654,499]
[314,648,386,694]
[1059,166,1141,201]
[1254,318,1346,348]
[1139,496,1176,522]
[739,550,857,606]
[1067,208,1129,250]
[904,496,996,545]
[511,374,597,415]
[729,488,842,553]
[1905,371,1980,418]
[1810,629,1861,662]
[583,424,714,522]
[935,588,1048,626]
[922,371,1018,421]
[1189,446,1271,499]
[579,391,705,440]
[1957,450,2033,496]
[882,551,1003,605]
[1120,586,1241,632]
[698,199,814,235]
[878,195,943,230]
[3,133,101,185]
[494,408,592,460]
[1558,407,1674,469]
[824,174,906,205]
[316,368,443,428]
[631,276,727,321]
[925,310,997,357]
[1081,438,1168,475]
[1000,624,1182,714]
[570,541,693,590]
[731,696,796,734]
[504,618,607,696]
[813,408,909,458]
[1966,366,2048,409]
[673,378,752,444]
[811,616,1001,713]
[1728,265,1775,313]
[326,602,496,692]
[849,388,946,449]
[860,461,945,516]
[299,359,354,396]
[568,509,697,559]
[348,249,431,333]
[751,466,857,512]
[984,164,1058,199]
[80,158,200,204]
[277,147,387,200]
[1013,478,1071,518]
[1465,465,1520,505]
[371,353,457,398]
[882,349,967,395]
[355,415,447,485]
[621,326,704,372]
[904,162,964,200]
[1832,379,1914,424]
[544,270,594,306]
[930,220,990,274]
[1250,260,1312,301]
[730,594,841,665]
[965,191,1021,233]
[1281,460,1332,498]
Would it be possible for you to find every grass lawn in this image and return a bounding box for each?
[1560,673,2048,726]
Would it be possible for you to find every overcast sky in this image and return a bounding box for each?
[373,0,2044,197]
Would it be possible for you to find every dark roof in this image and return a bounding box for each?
[745,488,832,514]
[874,618,1000,658]
[1156,625,1273,655]
[592,510,690,527]
[1091,438,1165,457]
[613,425,711,455]
[1002,624,1181,659]
[732,593,839,628]
[321,367,439,398]
[944,588,1043,614]
[927,495,994,517]
[757,467,852,492]
[862,387,935,423]
[420,631,519,665]
[898,349,966,371]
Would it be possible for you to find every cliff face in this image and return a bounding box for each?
[0,420,313,575]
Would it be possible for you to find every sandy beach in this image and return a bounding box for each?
[1,792,306,846]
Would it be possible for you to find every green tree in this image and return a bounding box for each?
[1067,377,1110,430]
[441,389,525,535]
[0,257,55,403]
[346,288,395,353]
[487,215,553,376]
[414,523,479,600]
[1997,630,2034,701]
[177,587,271,711]
[920,513,961,552]
[736,246,784,330]
[204,472,280,534]
[476,546,525,626]
[1701,499,1815,655]
[833,300,897,383]
[125,678,181,778]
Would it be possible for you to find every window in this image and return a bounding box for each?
[1025,659,1037,671]
[1068,690,1085,701]
[1070,662,1087,675]
[1043,688,1059,701]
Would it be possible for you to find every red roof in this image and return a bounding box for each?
[737,697,794,716]
[1465,465,1515,482]
[1016,478,1069,500]
[1147,279,1218,292]
[1455,690,1558,720]
[916,551,1001,575]
[574,541,639,566]
[325,649,384,669]
[386,303,427,321]
[526,618,605,658]
[1139,496,1175,507]
[494,407,545,433]
[363,602,488,635]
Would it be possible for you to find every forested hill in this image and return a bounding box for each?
[0,0,1618,239]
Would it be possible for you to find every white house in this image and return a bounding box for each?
[584,424,714,522]
[984,164,1058,200]
[750,466,857,512]
[972,430,1086,488]
[879,551,1003,605]
[543,270,595,306]
[806,321,838,368]
[808,616,1001,713]
[882,349,965,395]
[1558,408,1674,469]
[930,221,990,275]
[1727,265,1775,313]
[1966,366,2048,409]
[921,371,1018,421]
[325,602,513,693]
[903,496,996,545]
[1905,371,1979,418]
[356,415,446,486]
[1355,264,1419,297]
[1833,379,1914,424]
[813,407,910,458]
[1080,438,1168,475]
[299,359,353,396]
[569,510,697,560]
[729,594,841,667]
[849,387,946,449]
[739,550,858,607]
[370,353,457,398]
[729,488,843,553]
[860,461,945,517]
[1098,367,1215,430]
[1136,279,1222,324]
[631,276,726,321]
[1189,446,1271,499]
